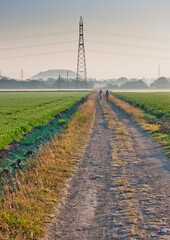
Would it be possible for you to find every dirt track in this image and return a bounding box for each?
[42,97,170,240]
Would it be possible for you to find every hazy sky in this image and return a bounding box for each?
[0,0,170,80]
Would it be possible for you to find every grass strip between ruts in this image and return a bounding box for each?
[100,99,145,239]
[0,92,95,240]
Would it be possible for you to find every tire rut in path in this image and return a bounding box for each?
[42,98,115,240]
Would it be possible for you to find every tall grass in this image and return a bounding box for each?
[0,93,95,240]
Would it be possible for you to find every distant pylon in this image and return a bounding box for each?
[21,68,24,80]
[158,64,160,78]
[76,16,87,89]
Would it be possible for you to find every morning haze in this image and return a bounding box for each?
[0,1,170,239]
[0,0,170,80]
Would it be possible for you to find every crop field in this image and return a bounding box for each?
[112,92,170,119]
[0,92,89,150]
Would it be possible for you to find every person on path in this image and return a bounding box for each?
[106,89,110,101]
[99,89,103,100]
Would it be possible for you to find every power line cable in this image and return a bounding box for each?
[0,30,77,42]
[1,48,170,61]
[87,49,170,60]
[0,50,76,60]
[86,30,170,43]
[1,39,170,53]
[0,15,168,29]
[87,40,170,52]
[0,16,77,27]
[1,28,169,44]
[84,16,170,28]
[0,40,77,51]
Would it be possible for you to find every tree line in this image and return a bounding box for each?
[0,77,94,89]
[0,76,170,89]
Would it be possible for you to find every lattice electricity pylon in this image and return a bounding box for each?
[76,16,87,88]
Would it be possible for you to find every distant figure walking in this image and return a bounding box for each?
[106,90,110,101]
[99,89,103,100]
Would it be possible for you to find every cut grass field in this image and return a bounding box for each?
[0,92,89,150]
[0,93,95,240]
[110,92,170,156]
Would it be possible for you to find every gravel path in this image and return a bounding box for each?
[42,97,170,240]
[43,98,115,239]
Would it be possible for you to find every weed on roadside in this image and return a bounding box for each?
[0,93,96,240]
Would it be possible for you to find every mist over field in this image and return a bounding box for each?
[1,0,170,80]
[0,1,170,239]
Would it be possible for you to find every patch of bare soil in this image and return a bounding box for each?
[42,98,170,240]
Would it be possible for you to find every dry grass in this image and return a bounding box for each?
[101,98,169,238]
[109,95,170,156]
[0,93,96,240]
[101,101,117,129]
[100,100,129,136]
[109,95,143,123]
[100,99,145,239]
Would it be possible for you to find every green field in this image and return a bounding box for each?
[0,92,88,150]
[112,92,170,119]
[111,92,170,155]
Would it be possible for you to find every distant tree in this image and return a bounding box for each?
[116,77,128,86]
[0,78,47,89]
[129,78,138,82]
[26,80,47,89]
[120,80,148,89]
[150,77,170,89]
[0,78,20,89]
[0,77,93,89]
[104,82,119,90]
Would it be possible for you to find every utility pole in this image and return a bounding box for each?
[76,16,87,89]
[158,64,160,78]
[21,68,23,80]
[67,70,69,89]
[58,74,61,90]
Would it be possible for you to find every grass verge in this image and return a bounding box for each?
[109,94,170,157]
[0,93,95,240]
